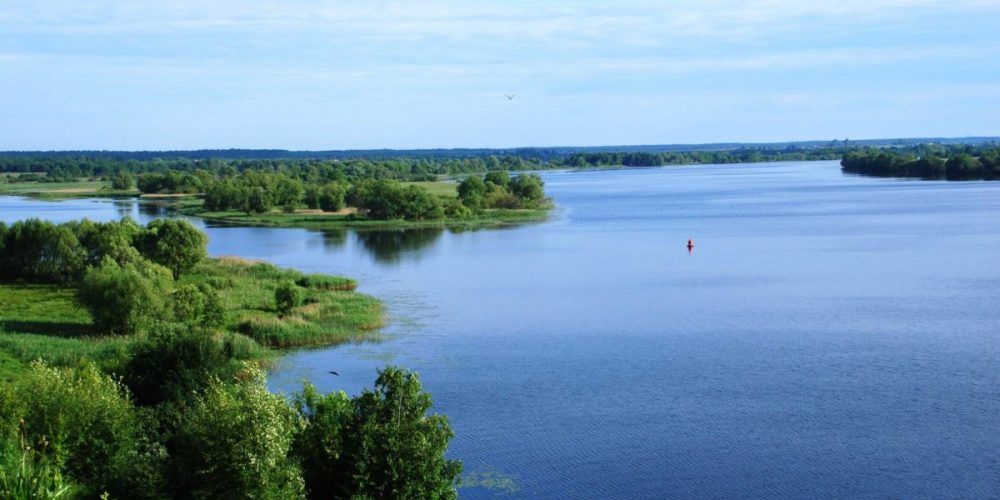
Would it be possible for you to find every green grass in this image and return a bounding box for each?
[0,283,135,375]
[400,181,459,197]
[182,257,382,348]
[0,179,139,199]
[0,258,384,377]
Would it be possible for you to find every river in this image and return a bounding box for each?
[2,160,998,498]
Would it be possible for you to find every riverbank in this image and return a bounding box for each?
[0,257,383,379]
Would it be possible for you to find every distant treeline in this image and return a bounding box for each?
[841,145,1000,180]
[3,139,999,182]
[0,156,545,183]
[563,148,848,167]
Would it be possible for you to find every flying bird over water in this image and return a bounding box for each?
[505,94,515,100]
[328,370,339,376]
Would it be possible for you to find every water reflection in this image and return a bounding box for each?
[353,228,444,264]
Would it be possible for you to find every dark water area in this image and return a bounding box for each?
[2,161,998,498]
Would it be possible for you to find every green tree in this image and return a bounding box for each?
[77,258,173,335]
[0,219,85,283]
[318,183,348,212]
[0,362,157,498]
[122,326,231,407]
[345,367,461,499]
[457,176,487,208]
[484,170,510,188]
[137,219,208,279]
[169,371,305,499]
[510,174,545,204]
[171,283,224,328]
[110,171,135,191]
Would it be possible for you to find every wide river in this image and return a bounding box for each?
[2,160,998,498]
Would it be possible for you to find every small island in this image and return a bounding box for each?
[174,170,552,229]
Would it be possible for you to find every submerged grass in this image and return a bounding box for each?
[0,258,383,378]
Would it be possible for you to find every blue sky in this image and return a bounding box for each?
[1,1,998,150]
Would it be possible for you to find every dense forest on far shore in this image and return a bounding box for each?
[7,143,991,183]
[841,145,1000,180]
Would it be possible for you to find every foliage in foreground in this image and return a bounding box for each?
[0,362,460,499]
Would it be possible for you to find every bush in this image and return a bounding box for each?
[0,219,85,283]
[122,326,232,407]
[169,371,305,499]
[136,219,208,279]
[110,171,134,191]
[77,258,174,336]
[275,281,304,315]
[318,183,347,212]
[294,367,462,499]
[171,283,224,328]
[0,362,154,498]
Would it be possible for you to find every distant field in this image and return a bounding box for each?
[0,178,138,198]
[401,180,459,197]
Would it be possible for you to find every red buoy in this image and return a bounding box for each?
[687,239,694,249]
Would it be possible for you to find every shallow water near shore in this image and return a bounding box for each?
[3,160,998,498]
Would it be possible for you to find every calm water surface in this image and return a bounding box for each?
[2,161,998,499]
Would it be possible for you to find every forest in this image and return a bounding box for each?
[840,145,1000,180]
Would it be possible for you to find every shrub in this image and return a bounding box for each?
[122,326,232,407]
[77,258,174,336]
[136,219,208,279]
[318,183,347,212]
[275,281,304,315]
[169,370,305,499]
[0,219,85,283]
[110,171,134,191]
[0,362,154,498]
[294,367,462,499]
[171,283,224,328]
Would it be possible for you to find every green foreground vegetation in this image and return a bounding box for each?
[0,217,461,499]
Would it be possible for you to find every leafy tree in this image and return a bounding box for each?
[122,326,231,407]
[945,153,982,179]
[169,371,305,499]
[321,366,461,499]
[0,362,157,498]
[457,175,487,208]
[137,219,208,279]
[71,218,143,267]
[171,283,224,328]
[77,258,174,336]
[110,171,135,190]
[510,174,545,203]
[0,219,85,283]
[484,170,510,188]
[318,183,347,212]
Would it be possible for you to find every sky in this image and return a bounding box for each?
[1,0,998,150]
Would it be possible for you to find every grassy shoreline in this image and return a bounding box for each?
[0,257,384,379]
[181,202,552,229]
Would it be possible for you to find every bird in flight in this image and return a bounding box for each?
[505,94,516,100]
[328,370,339,376]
